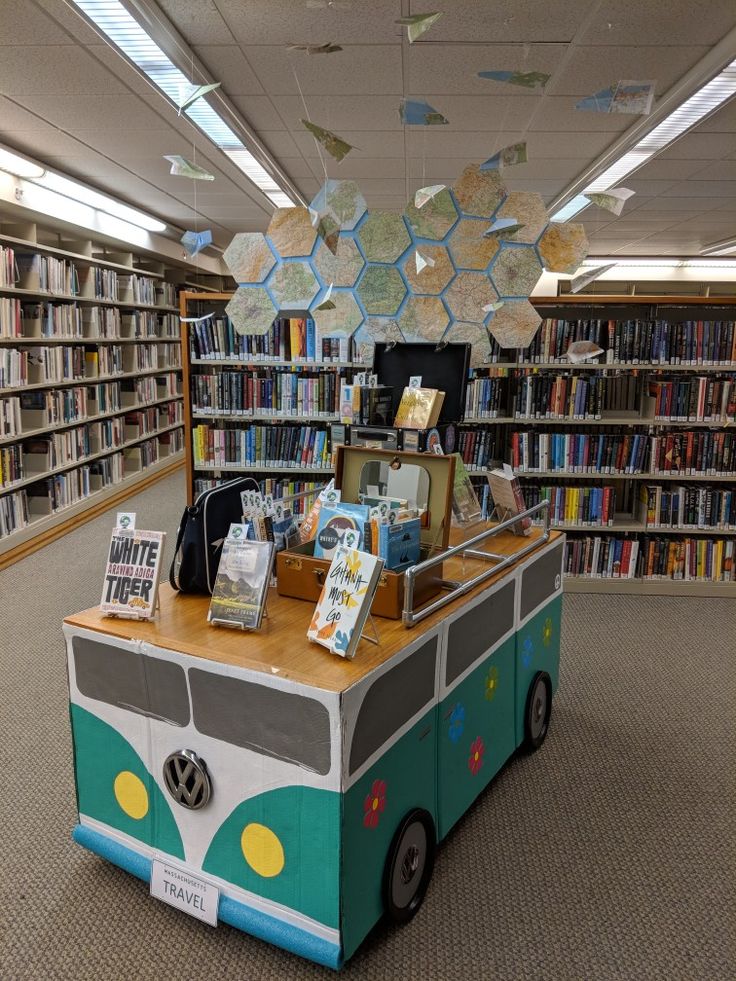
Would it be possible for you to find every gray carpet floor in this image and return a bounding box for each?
[0,468,733,980]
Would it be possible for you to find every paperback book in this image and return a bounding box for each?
[488,464,532,535]
[307,546,384,659]
[393,386,445,429]
[100,528,165,618]
[313,501,371,559]
[208,530,274,630]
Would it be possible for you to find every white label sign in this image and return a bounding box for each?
[150,861,219,926]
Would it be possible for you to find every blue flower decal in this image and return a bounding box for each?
[334,630,350,654]
[521,635,533,669]
[449,703,465,742]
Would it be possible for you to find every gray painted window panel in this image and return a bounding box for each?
[445,580,515,687]
[349,637,437,775]
[520,541,564,621]
[188,669,331,775]
[72,636,190,726]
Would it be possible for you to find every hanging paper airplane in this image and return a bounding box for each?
[569,262,617,294]
[395,12,443,42]
[482,217,525,238]
[477,70,550,91]
[481,142,527,170]
[584,188,635,216]
[399,99,448,126]
[164,155,215,180]
[288,42,343,54]
[176,82,221,114]
[301,120,356,162]
[576,80,655,115]
[314,283,336,310]
[180,229,213,257]
[482,300,505,314]
[180,311,215,324]
[414,184,446,208]
[415,250,436,274]
[566,340,605,362]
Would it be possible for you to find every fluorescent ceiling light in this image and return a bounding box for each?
[0,148,46,179]
[582,257,736,268]
[70,0,295,208]
[700,237,736,256]
[551,58,736,222]
[34,171,167,232]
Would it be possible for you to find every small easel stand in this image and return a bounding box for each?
[210,599,271,632]
[489,504,528,536]
[105,597,161,621]
[360,614,380,647]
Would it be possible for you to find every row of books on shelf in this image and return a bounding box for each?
[0,429,184,540]
[564,534,735,582]
[11,253,80,296]
[192,423,332,471]
[191,369,346,418]
[509,430,736,476]
[0,374,180,433]
[638,484,735,531]
[524,483,617,527]
[456,427,502,471]
[193,477,325,517]
[1,343,183,388]
[511,371,637,420]
[648,375,735,422]
[188,314,354,363]
[0,409,184,488]
[0,302,180,340]
[0,247,16,288]
[519,318,736,366]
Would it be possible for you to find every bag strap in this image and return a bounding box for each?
[169,505,195,591]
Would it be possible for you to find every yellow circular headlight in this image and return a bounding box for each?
[113,771,149,820]
[241,822,285,878]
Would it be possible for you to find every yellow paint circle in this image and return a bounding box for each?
[113,771,149,820]
[241,823,285,878]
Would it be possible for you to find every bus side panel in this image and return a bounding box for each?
[514,538,564,748]
[437,577,517,840]
[339,631,441,963]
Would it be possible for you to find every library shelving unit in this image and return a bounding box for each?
[0,218,185,569]
[460,295,736,597]
[180,292,358,512]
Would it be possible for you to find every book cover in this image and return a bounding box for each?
[488,464,531,535]
[394,386,442,429]
[313,502,370,559]
[378,517,421,571]
[100,528,165,618]
[208,535,274,630]
[307,546,384,659]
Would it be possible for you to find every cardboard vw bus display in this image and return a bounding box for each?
[64,530,564,968]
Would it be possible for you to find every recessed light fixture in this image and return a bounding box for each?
[581,257,736,268]
[0,147,46,180]
[700,236,736,257]
[551,57,736,222]
[69,0,296,208]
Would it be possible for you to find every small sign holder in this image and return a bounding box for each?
[360,613,380,647]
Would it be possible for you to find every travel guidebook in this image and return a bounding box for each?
[308,546,384,659]
[208,526,274,630]
[100,528,165,619]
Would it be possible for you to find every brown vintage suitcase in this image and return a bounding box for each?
[276,445,456,619]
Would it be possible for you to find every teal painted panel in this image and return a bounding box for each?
[203,786,341,929]
[514,594,562,746]
[341,708,437,961]
[70,704,184,859]
[437,633,516,839]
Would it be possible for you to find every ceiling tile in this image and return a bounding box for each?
[406,44,566,94]
[155,0,236,44]
[548,46,709,97]
[242,45,402,96]
[578,0,736,45]
[0,45,130,95]
[192,45,265,95]
[527,97,634,133]
[0,0,74,44]
[214,0,400,45]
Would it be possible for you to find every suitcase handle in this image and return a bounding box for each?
[314,568,326,585]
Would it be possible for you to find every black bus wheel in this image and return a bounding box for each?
[383,808,436,924]
[523,671,552,752]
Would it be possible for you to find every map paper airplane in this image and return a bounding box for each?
[481,142,527,170]
[477,70,550,91]
[164,155,215,180]
[395,12,443,42]
[569,262,617,294]
[483,217,525,238]
[584,188,635,216]
[288,42,343,54]
[576,80,655,115]
[314,283,336,310]
[482,300,505,314]
[415,250,436,274]
[566,340,605,362]
[180,229,213,257]
[177,82,221,113]
[301,120,356,162]
[180,311,215,324]
[399,99,448,125]
[414,184,446,208]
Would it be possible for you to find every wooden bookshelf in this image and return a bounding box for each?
[0,222,185,565]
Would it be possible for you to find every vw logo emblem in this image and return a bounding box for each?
[163,750,211,810]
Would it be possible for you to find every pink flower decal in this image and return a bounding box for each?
[468,737,485,775]
[363,779,387,828]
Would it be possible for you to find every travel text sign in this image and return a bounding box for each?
[150,861,219,926]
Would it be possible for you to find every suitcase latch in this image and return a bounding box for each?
[284,556,302,570]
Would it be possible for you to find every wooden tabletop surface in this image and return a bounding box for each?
[65,527,559,693]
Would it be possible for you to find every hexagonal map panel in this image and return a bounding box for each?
[487,300,542,349]
[357,212,411,263]
[449,219,500,270]
[402,245,454,294]
[312,237,364,287]
[497,192,548,245]
[538,223,589,274]
[267,207,318,257]
[453,163,507,218]
[223,233,275,284]
[445,322,493,367]
[491,246,544,298]
[357,266,407,315]
[268,263,319,309]
[404,187,458,240]
[399,296,450,344]
[352,317,405,364]
[226,287,277,336]
[310,180,367,231]
[444,272,498,323]
[313,290,363,338]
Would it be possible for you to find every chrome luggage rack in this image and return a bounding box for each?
[402,500,551,626]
